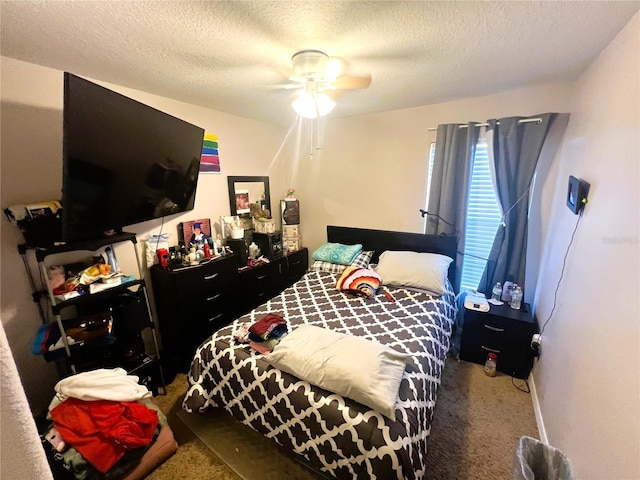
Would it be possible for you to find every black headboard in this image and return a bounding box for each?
[326,225,458,289]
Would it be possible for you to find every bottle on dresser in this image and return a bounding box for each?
[510,285,523,310]
[501,277,514,303]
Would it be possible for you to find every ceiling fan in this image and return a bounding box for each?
[277,49,372,119]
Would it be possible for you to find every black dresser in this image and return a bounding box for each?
[460,302,538,379]
[150,254,239,371]
[151,248,308,372]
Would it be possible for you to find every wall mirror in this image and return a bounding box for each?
[227,176,271,217]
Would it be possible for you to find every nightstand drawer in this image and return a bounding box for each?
[460,302,538,379]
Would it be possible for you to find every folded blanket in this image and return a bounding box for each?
[48,368,152,412]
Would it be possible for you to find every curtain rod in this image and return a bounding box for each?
[427,117,542,131]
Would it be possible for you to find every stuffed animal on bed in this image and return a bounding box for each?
[335,266,382,299]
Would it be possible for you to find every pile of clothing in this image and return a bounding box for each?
[40,368,169,480]
[233,313,288,354]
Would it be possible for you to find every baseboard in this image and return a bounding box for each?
[528,367,548,444]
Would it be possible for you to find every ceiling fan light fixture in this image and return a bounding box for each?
[292,91,335,119]
[291,49,329,79]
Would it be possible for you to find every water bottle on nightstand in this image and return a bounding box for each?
[510,285,523,310]
[491,282,502,302]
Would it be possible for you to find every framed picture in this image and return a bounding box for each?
[178,218,211,246]
[234,189,251,214]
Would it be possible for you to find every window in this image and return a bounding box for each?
[426,137,501,292]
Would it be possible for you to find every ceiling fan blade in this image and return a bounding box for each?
[332,74,372,90]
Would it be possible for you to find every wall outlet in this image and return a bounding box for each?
[531,334,542,357]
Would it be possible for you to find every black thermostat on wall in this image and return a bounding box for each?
[567,175,590,214]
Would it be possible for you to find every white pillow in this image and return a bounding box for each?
[267,324,410,420]
[374,250,453,295]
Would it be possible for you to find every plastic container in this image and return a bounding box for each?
[248,242,260,260]
[510,285,523,310]
[502,281,514,303]
[484,352,497,377]
[491,282,503,302]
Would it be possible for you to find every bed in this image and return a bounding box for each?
[182,225,458,479]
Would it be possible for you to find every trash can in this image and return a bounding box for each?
[514,436,575,480]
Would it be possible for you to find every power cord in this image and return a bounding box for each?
[419,209,460,236]
[511,376,531,393]
[511,214,581,391]
[154,216,166,252]
[539,214,582,336]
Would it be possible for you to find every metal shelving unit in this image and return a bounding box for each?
[19,232,166,394]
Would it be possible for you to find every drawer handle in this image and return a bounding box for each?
[206,293,221,302]
[292,260,301,266]
[208,313,223,323]
[484,325,505,332]
[204,273,219,281]
[258,292,265,297]
[481,345,501,353]
[257,274,268,280]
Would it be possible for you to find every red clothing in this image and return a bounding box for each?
[50,398,158,473]
[249,313,286,337]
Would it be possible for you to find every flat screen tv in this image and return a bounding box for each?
[62,72,204,242]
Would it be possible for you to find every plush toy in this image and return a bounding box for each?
[249,202,271,220]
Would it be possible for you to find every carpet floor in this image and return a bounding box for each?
[147,358,538,480]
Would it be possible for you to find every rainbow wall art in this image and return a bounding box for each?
[200,133,221,173]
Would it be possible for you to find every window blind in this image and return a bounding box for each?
[427,138,501,292]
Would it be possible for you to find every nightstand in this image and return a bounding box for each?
[460,301,538,379]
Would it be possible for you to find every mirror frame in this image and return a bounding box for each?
[227,176,271,216]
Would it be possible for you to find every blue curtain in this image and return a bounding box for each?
[480,114,557,297]
[427,122,479,292]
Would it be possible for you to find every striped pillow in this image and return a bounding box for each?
[336,266,382,299]
[309,250,374,274]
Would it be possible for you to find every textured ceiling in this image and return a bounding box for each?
[1,1,638,126]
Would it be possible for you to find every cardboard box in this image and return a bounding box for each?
[282,224,300,238]
[283,236,302,252]
[253,218,276,234]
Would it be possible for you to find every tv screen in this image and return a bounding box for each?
[62,72,204,242]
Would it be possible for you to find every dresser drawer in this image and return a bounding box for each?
[173,258,237,300]
[190,297,235,338]
[239,262,282,312]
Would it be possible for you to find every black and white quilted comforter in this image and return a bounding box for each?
[183,271,456,480]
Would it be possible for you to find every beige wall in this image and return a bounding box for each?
[532,12,640,479]
[294,83,574,263]
[0,57,287,412]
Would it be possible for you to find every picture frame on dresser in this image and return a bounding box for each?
[178,218,211,247]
